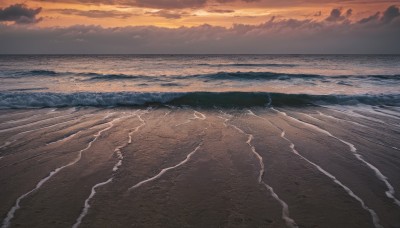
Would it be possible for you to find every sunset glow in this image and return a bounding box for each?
[0,0,399,53]
[0,0,398,28]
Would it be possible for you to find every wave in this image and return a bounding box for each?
[197,63,297,67]
[0,92,399,108]
[82,73,147,81]
[197,72,321,81]
[198,72,400,81]
[6,70,400,82]
[28,70,59,76]
[6,87,49,92]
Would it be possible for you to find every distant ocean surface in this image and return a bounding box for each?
[0,55,399,108]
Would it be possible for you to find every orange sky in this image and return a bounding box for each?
[0,0,397,28]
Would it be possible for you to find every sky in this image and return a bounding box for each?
[0,0,399,54]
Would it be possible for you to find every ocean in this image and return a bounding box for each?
[0,55,399,107]
[0,55,399,228]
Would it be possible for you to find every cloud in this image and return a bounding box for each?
[381,5,400,23]
[145,10,190,19]
[51,9,132,19]
[325,8,352,22]
[50,9,135,19]
[207,9,235,14]
[0,5,399,54]
[346,9,352,17]
[357,5,399,24]
[26,0,263,9]
[132,0,259,9]
[132,0,207,9]
[215,0,259,3]
[358,12,380,24]
[0,4,42,24]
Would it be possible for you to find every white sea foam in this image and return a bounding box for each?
[221,111,297,228]
[1,116,120,228]
[248,109,383,228]
[323,106,386,124]
[176,109,206,126]
[0,92,184,109]
[280,131,383,228]
[0,113,97,150]
[0,108,75,134]
[46,131,81,146]
[0,109,55,124]
[379,106,400,118]
[15,116,84,136]
[317,111,399,151]
[272,108,400,208]
[0,113,43,126]
[0,118,79,150]
[193,110,206,120]
[175,120,191,127]
[46,112,114,146]
[72,178,113,228]
[370,108,400,120]
[317,111,367,127]
[73,111,148,228]
[129,110,147,144]
[128,144,202,191]
[163,110,171,118]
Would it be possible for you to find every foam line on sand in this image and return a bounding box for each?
[176,109,206,126]
[71,179,113,228]
[219,111,297,228]
[0,108,75,133]
[0,109,56,125]
[128,144,202,191]
[46,112,114,146]
[0,118,78,150]
[72,111,148,228]
[249,109,383,228]
[1,116,120,228]
[280,129,383,228]
[272,108,400,208]
[316,111,399,151]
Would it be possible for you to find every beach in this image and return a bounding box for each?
[0,105,399,227]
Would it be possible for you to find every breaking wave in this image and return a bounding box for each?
[0,92,399,108]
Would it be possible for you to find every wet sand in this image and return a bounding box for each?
[0,106,400,228]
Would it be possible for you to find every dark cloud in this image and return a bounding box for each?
[357,5,399,24]
[325,8,353,22]
[325,9,346,22]
[207,9,235,13]
[0,4,42,24]
[133,0,207,9]
[215,0,259,3]
[346,9,352,17]
[381,5,400,23]
[51,9,135,18]
[145,10,190,19]
[358,12,380,24]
